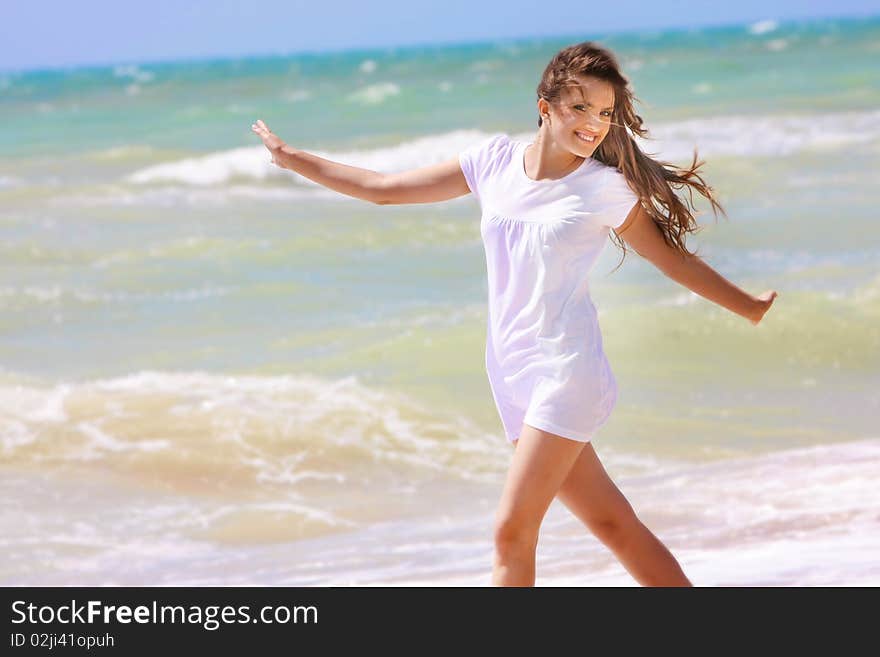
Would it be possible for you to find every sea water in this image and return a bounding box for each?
[1,16,878,585]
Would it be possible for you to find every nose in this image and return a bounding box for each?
[584,111,607,129]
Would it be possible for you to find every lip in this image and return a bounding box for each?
[575,130,599,143]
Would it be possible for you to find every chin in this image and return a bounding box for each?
[575,144,598,157]
[572,138,601,156]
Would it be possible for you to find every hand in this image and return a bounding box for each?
[749,290,778,326]
[251,119,286,165]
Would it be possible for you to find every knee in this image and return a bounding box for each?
[493,515,539,558]
[588,505,642,548]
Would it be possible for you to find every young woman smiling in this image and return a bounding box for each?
[252,41,778,587]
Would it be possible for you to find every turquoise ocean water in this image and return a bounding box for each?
[2,16,879,585]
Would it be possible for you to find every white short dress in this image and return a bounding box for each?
[459,133,639,443]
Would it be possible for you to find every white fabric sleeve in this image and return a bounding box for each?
[601,166,640,230]
[458,133,507,203]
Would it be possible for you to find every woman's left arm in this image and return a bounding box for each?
[615,204,778,325]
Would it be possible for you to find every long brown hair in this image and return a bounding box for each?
[537,41,726,270]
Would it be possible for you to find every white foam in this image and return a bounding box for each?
[195,501,356,530]
[76,421,171,457]
[0,370,507,481]
[0,285,63,303]
[749,19,778,35]
[4,411,879,585]
[1,419,37,453]
[0,382,70,424]
[112,64,155,83]
[637,109,880,160]
[255,467,347,486]
[88,144,156,160]
[305,438,880,586]
[0,467,359,584]
[0,383,70,453]
[346,82,400,105]
[123,109,880,192]
[52,184,339,208]
[0,283,236,304]
[125,129,486,187]
[126,145,279,186]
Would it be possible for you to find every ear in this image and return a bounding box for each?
[537,98,549,117]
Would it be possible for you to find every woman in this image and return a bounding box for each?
[252,42,778,587]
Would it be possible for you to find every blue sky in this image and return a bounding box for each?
[1,0,877,73]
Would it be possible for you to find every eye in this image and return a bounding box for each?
[574,104,612,118]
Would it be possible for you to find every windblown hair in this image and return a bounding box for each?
[537,42,726,270]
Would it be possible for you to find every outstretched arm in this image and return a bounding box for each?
[251,119,470,205]
[614,203,778,325]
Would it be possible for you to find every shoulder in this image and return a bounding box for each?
[595,161,637,198]
[460,132,514,160]
[591,161,640,229]
[458,132,516,184]
[591,159,622,179]
[459,133,516,196]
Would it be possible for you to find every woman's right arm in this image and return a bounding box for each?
[252,119,471,205]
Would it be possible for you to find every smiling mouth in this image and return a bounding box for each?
[575,131,598,143]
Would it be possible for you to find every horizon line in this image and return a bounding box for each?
[2,11,877,76]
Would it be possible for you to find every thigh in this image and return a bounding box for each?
[497,423,587,532]
[555,442,637,529]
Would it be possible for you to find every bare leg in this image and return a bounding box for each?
[553,441,692,586]
[492,424,587,586]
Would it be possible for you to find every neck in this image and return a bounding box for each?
[524,130,585,181]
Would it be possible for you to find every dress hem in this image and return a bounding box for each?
[520,414,594,444]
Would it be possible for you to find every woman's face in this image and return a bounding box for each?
[540,75,616,157]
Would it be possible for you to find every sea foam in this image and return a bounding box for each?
[124,109,880,190]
